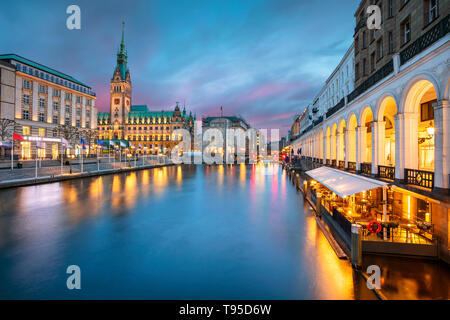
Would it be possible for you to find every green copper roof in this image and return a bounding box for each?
[98,112,110,120]
[0,54,91,88]
[113,23,129,81]
[98,105,194,123]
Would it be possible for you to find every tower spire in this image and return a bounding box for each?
[121,21,125,44]
[114,21,129,81]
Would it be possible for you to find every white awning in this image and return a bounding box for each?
[305,166,388,198]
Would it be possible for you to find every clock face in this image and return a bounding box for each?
[115,98,120,105]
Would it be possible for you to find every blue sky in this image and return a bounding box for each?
[0,0,358,135]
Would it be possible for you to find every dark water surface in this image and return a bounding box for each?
[0,164,376,299]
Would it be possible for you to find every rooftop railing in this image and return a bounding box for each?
[326,98,345,119]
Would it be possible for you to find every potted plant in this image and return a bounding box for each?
[382,221,399,229]
[417,221,432,231]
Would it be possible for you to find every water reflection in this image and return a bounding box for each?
[363,255,450,299]
[0,164,376,299]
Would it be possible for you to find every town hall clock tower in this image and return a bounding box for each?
[110,22,131,139]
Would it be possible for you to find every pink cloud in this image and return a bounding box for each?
[239,82,296,103]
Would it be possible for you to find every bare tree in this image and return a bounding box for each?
[57,124,80,146]
[0,118,16,159]
[80,128,98,156]
[0,118,15,141]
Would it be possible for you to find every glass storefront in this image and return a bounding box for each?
[21,141,31,160]
[37,143,46,158]
[52,144,59,160]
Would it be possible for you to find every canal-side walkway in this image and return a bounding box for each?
[282,162,450,300]
[0,158,173,189]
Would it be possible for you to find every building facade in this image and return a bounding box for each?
[0,54,97,160]
[202,116,253,158]
[289,1,449,262]
[97,24,195,155]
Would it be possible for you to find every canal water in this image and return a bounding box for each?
[0,164,378,299]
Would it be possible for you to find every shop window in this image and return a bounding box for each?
[39,128,45,137]
[417,198,431,222]
[21,142,31,159]
[52,144,59,160]
[37,144,46,158]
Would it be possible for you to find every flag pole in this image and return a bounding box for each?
[35,143,38,179]
[60,144,63,175]
[97,145,100,171]
[11,136,13,171]
[81,146,83,173]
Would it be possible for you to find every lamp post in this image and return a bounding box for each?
[114,145,118,168]
[131,145,136,167]
[96,144,100,171]
[143,146,147,166]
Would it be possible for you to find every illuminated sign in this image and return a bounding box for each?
[24,136,62,143]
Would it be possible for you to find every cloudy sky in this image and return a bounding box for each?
[0,0,358,135]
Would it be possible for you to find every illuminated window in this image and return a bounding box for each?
[39,128,45,136]
[23,126,30,135]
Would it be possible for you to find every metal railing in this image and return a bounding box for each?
[405,168,434,189]
[338,160,345,169]
[313,116,323,127]
[326,98,345,118]
[0,155,170,183]
[347,162,356,172]
[347,59,394,104]
[331,159,337,167]
[378,165,395,181]
[400,14,449,65]
[360,162,371,175]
